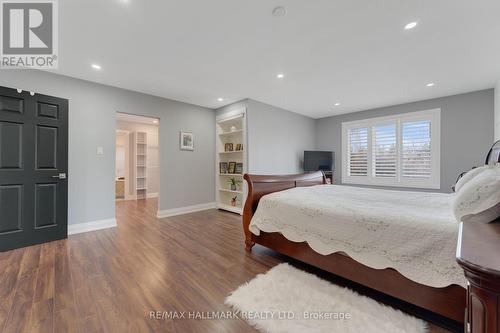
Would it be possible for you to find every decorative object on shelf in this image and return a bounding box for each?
[231,195,238,206]
[220,162,228,174]
[230,125,237,132]
[180,131,194,151]
[235,162,243,174]
[228,177,242,191]
[228,161,236,174]
[236,143,243,151]
[225,143,234,152]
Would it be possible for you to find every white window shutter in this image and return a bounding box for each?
[347,127,368,176]
[402,120,432,178]
[372,124,397,178]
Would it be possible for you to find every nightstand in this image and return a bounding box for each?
[457,220,500,333]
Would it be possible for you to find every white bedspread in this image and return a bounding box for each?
[249,185,466,288]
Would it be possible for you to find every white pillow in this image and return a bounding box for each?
[454,165,488,193]
[453,165,500,223]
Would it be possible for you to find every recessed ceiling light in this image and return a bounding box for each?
[334,102,341,106]
[153,119,159,124]
[91,63,102,70]
[404,22,418,30]
[426,82,435,87]
[217,98,224,102]
[276,73,285,79]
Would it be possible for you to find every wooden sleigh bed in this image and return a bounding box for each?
[242,171,466,324]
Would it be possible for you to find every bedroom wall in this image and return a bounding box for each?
[495,79,500,141]
[216,99,316,174]
[0,70,215,226]
[316,89,495,192]
[246,99,316,174]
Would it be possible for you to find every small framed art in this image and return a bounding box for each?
[180,131,194,151]
[220,162,228,174]
[228,162,236,174]
[235,162,243,174]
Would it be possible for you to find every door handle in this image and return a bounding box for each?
[52,173,67,179]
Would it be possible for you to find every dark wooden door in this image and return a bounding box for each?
[0,86,68,252]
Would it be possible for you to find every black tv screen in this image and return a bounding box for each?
[304,151,334,172]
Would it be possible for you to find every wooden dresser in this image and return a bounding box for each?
[457,221,500,333]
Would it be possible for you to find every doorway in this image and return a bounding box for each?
[115,112,159,201]
[0,86,68,251]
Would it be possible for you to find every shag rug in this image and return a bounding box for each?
[225,263,428,333]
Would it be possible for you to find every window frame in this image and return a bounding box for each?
[341,109,441,189]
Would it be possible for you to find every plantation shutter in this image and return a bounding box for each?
[402,120,432,178]
[372,124,397,178]
[347,127,368,176]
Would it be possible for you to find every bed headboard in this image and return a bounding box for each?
[485,140,500,165]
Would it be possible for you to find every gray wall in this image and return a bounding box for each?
[316,89,495,192]
[0,70,215,225]
[495,80,500,141]
[216,99,316,174]
[247,99,316,174]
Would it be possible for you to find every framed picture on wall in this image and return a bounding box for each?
[180,131,194,151]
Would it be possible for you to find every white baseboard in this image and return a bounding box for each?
[156,202,216,218]
[147,192,159,198]
[68,218,117,235]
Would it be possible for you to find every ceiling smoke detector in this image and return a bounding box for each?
[272,6,287,17]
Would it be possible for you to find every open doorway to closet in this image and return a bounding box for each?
[115,112,159,201]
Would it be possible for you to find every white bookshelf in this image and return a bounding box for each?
[215,110,247,215]
[135,132,147,199]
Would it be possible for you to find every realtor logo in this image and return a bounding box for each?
[1,0,58,68]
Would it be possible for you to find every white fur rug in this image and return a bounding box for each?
[226,264,428,333]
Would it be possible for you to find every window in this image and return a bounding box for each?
[342,109,440,189]
[347,127,368,176]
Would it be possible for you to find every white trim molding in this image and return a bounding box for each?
[156,202,216,218]
[68,218,117,235]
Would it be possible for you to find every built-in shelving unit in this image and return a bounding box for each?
[215,110,247,215]
[135,132,147,199]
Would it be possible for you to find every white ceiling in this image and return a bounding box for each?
[54,0,500,118]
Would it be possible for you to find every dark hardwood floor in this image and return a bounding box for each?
[0,198,455,332]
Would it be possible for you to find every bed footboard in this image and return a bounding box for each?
[242,171,326,251]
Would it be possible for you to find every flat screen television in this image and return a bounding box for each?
[304,151,334,172]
